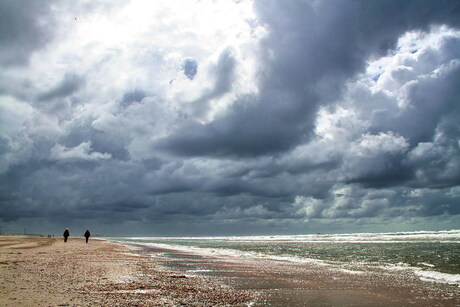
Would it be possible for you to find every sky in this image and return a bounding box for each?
[1,0,460,236]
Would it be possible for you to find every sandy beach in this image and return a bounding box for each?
[0,235,253,306]
[1,235,459,306]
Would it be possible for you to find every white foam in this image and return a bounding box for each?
[187,269,214,273]
[414,270,460,285]
[380,262,411,271]
[336,268,366,275]
[134,241,330,267]
[120,229,460,244]
[379,263,460,286]
[418,262,435,268]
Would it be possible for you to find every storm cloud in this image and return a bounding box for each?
[1,0,459,235]
[0,0,57,66]
[182,58,198,80]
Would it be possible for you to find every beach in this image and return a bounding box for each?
[1,235,459,306]
[131,242,460,307]
[0,235,252,306]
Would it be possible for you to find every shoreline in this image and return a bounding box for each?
[1,235,459,306]
[122,241,460,306]
[0,235,253,306]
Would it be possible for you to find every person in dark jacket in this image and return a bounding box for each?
[84,230,91,243]
[63,228,70,242]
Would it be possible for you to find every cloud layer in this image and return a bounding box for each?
[1,0,459,235]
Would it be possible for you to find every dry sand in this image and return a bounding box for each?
[0,235,253,306]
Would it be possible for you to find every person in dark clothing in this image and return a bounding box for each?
[84,230,91,243]
[63,228,70,242]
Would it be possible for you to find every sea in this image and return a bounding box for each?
[111,230,460,286]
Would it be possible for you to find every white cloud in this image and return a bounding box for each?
[365,26,460,107]
[447,186,460,197]
[49,141,111,162]
[351,132,409,157]
[292,185,402,220]
[315,106,369,142]
[293,196,325,218]
[408,188,437,198]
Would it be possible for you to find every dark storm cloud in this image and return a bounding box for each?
[156,97,304,157]
[159,0,460,159]
[182,58,198,80]
[56,119,130,161]
[1,0,460,235]
[37,74,84,102]
[0,159,150,222]
[368,39,460,146]
[342,33,460,190]
[80,200,149,214]
[120,89,147,108]
[0,0,56,66]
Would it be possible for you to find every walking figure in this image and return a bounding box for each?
[63,228,70,243]
[84,230,91,243]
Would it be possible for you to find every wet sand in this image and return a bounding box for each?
[140,245,460,306]
[0,235,252,306]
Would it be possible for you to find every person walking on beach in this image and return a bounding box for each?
[84,229,91,243]
[63,228,70,243]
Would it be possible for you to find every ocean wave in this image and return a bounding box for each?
[123,229,460,243]
[378,263,460,286]
[119,240,460,286]
[111,230,460,287]
[126,241,330,266]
